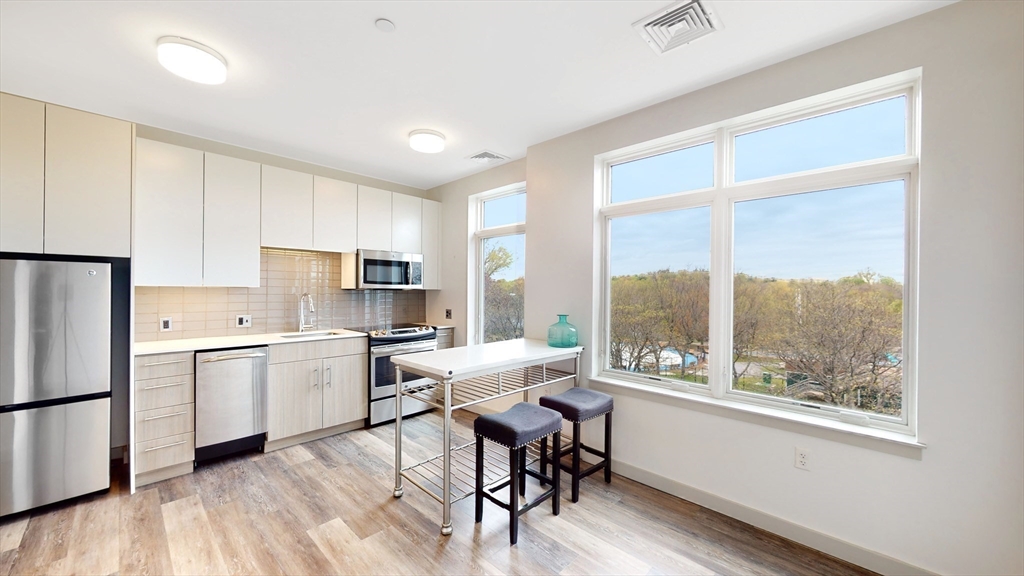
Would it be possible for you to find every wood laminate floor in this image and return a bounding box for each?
[0,411,875,575]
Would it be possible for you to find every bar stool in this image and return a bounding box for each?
[474,402,562,545]
[539,387,613,502]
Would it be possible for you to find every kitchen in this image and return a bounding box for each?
[0,2,1022,575]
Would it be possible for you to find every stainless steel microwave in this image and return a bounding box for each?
[358,249,423,290]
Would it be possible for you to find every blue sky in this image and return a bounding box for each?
[609,96,907,282]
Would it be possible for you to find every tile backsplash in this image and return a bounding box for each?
[135,248,425,342]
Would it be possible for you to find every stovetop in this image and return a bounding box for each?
[348,323,435,341]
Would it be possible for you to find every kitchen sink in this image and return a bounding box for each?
[279,330,344,339]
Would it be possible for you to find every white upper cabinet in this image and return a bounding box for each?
[204,153,261,287]
[261,165,313,250]
[357,185,392,252]
[313,176,357,253]
[0,94,45,253]
[44,104,132,257]
[134,139,204,286]
[391,193,422,254]
[421,199,441,290]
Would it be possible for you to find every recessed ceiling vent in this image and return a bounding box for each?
[467,150,509,165]
[633,0,719,55]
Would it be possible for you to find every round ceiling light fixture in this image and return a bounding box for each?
[409,129,446,154]
[156,36,227,85]
[375,18,396,33]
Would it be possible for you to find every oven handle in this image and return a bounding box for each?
[370,341,437,357]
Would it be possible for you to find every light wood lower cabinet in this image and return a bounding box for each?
[134,352,195,485]
[322,355,368,428]
[267,345,367,442]
[268,359,323,440]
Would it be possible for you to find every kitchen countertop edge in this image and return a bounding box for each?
[134,330,367,356]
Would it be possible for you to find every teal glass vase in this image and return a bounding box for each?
[547,314,578,348]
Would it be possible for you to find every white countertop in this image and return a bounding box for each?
[134,329,366,356]
[416,322,455,330]
[391,338,582,381]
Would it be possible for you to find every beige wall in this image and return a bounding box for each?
[435,2,1024,574]
[136,248,425,341]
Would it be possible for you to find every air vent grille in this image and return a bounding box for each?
[467,150,510,165]
[634,0,718,55]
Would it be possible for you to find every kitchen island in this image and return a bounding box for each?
[390,338,583,535]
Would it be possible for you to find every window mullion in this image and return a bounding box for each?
[710,127,730,398]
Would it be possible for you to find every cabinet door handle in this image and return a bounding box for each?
[144,440,186,452]
[313,367,319,389]
[326,366,332,388]
[143,411,188,421]
[142,359,189,367]
[143,381,187,390]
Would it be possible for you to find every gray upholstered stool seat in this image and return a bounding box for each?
[539,387,613,422]
[474,402,562,545]
[539,387,614,503]
[474,402,562,448]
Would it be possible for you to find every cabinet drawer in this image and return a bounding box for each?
[136,403,194,442]
[135,352,194,380]
[136,432,194,474]
[134,374,194,411]
[269,337,367,364]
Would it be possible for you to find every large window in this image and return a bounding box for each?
[473,186,526,344]
[599,72,919,433]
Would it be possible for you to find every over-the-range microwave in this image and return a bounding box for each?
[357,249,423,290]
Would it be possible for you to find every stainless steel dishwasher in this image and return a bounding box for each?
[195,347,268,462]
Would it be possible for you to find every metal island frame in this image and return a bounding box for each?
[390,338,584,535]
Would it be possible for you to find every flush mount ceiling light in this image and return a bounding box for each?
[156,36,227,85]
[409,129,445,153]
[375,18,396,33]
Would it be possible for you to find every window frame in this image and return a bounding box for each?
[469,183,527,345]
[596,69,921,435]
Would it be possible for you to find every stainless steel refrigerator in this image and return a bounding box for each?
[0,258,112,516]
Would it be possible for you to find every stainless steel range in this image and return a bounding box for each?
[351,323,437,426]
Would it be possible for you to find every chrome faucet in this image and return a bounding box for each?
[299,293,316,332]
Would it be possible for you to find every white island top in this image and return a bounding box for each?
[390,338,583,381]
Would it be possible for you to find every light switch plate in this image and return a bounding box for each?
[235,314,252,328]
[160,317,173,332]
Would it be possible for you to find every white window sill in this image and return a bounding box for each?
[588,375,926,458]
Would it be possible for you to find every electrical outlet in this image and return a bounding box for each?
[160,317,173,332]
[235,314,252,328]
[794,447,810,471]
[445,309,452,319]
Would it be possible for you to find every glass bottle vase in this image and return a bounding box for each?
[547,314,578,348]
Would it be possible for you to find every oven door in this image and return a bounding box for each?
[369,340,437,401]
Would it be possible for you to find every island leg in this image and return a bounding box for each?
[393,366,404,498]
[441,376,453,535]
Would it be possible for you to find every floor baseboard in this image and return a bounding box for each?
[610,459,934,576]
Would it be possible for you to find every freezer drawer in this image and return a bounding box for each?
[0,398,110,516]
[0,259,111,405]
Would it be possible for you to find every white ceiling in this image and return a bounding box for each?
[0,1,951,190]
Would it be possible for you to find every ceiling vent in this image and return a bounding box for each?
[633,0,719,55]
[467,150,510,165]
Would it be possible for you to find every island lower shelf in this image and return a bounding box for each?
[401,364,575,411]
[400,438,547,504]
